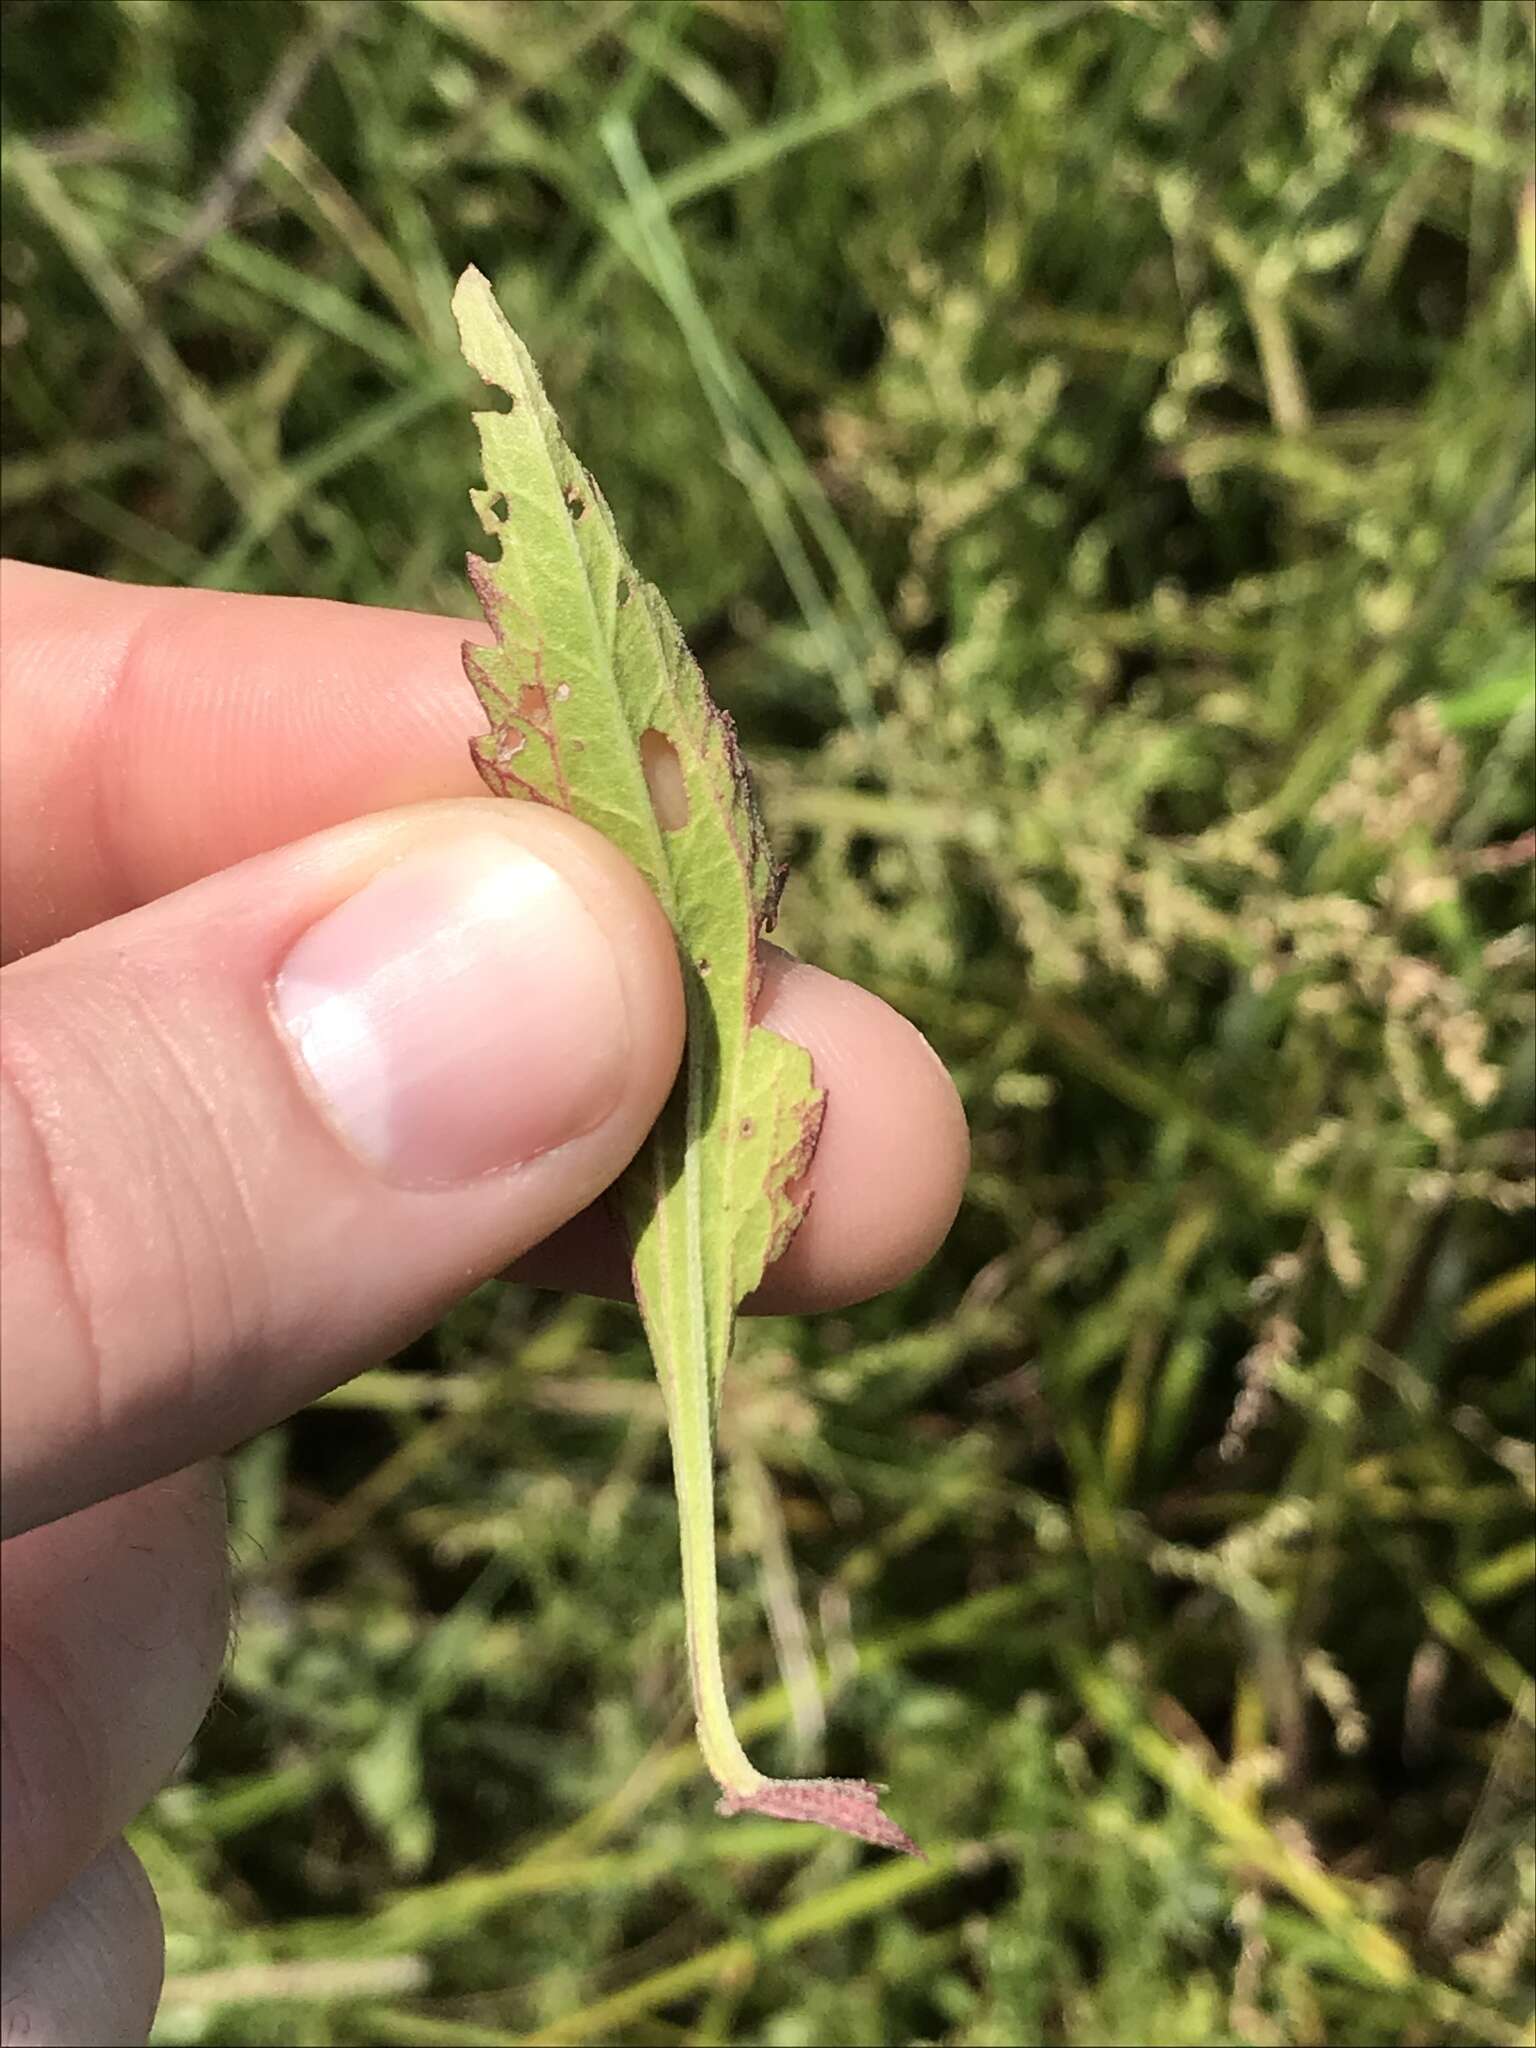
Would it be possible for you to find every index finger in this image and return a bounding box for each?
[0,560,487,963]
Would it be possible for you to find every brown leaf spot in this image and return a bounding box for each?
[563,482,586,520]
[740,1117,755,1140]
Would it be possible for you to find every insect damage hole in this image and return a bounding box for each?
[563,481,586,519]
[640,728,689,831]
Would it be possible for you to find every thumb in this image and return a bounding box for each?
[1,799,683,1536]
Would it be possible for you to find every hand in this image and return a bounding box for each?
[0,561,969,2045]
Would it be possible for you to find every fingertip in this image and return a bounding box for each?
[750,952,969,1309]
[268,803,686,1190]
[0,1838,163,2048]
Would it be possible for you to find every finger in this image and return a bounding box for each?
[2,561,484,961]
[0,562,968,1317]
[1,800,684,1535]
[0,1838,163,2048]
[0,1468,227,1939]
[514,947,970,1311]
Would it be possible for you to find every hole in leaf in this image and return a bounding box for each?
[487,492,508,522]
[616,577,632,607]
[640,727,689,831]
[564,482,586,520]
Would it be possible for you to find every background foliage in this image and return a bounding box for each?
[4,1,1534,2043]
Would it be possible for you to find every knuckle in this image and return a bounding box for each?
[0,973,268,1505]
[0,1027,112,1440]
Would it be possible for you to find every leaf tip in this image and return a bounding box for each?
[464,550,499,625]
[452,260,491,308]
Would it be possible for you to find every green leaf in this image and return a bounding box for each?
[452,266,916,1856]
[345,1707,433,1876]
[1437,648,1536,732]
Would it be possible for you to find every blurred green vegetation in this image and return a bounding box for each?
[4,1,1535,2043]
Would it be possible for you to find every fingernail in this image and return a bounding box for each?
[274,834,629,1185]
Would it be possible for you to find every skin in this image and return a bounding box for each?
[0,561,970,2043]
